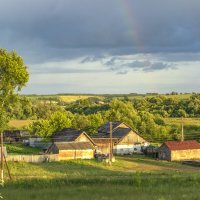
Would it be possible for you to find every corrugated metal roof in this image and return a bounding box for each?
[98,121,122,133]
[93,127,131,139]
[163,140,200,151]
[52,128,83,142]
[54,142,94,150]
[113,128,131,138]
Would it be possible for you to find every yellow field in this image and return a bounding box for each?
[165,118,200,126]
[8,120,34,129]
[59,95,102,103]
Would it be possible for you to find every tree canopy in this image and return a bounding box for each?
[0,49,29,130]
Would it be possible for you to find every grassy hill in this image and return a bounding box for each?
[1,155,200,200]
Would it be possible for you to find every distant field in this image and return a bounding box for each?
[165,118,200,126]
[8,120,34,129]
[59,95,103,103]
[1,155,200,200]
[26,93,193,101]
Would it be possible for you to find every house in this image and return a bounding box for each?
[48,128,96,160]
[158,140,200,161]
[92,121,149,155]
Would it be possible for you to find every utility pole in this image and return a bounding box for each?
[109,122,113,165]
[181,117,184,142]
[1,132,4,186]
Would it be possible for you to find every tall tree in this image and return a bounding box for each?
[0,49,29,130]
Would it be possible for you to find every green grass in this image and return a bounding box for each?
[1,155,200,200]
[5,144,41,155]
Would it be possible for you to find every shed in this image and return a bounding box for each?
[47,142,95,160]
[158,140,200,161]
[48,128,96,160]
[3,130,30,143]
[92,121,149,155]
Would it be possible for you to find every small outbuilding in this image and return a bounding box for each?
[48,128,96,160]
[158,140,200,161]
[47,142,95,160]
[3,130,30,143]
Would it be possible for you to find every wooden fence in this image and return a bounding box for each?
[6,154,59,163]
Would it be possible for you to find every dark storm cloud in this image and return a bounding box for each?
[0,0,200,65]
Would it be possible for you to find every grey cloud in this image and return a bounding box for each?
[80,55,106,64]
[122,61,151,69]
[157,53,200,62]
[104,57,176,73]
[0,0,200,65]
[143,62,175,72]
[116,71,128,75]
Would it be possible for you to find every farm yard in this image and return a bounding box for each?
[1,155,200,200]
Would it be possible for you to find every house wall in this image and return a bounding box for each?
[113,144,145,155]
[114,131,148,155]
[171,149,200,161]
[94,143,110,155]
[76,134,92,143]
[118,131,148,145]
[117,123,129,129]
[59,149,94,160]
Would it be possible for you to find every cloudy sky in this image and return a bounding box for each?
[1,0,200,94]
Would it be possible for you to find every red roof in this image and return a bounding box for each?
[163,140,200,151]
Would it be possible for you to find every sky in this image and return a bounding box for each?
[1,0,200,94]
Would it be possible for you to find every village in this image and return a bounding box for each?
[1,0,200,199]
[2,121,200,166]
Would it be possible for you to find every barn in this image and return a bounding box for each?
[92,121,149,155]
[48,128,96,160]
[158,140,200,161]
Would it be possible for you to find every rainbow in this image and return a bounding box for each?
[118,0,144,53]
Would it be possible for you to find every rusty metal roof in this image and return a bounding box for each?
[163,140,200,151]
[54,142,94,150]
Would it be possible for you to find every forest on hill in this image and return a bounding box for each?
[6,93,200,143]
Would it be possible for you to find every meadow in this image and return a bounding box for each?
[1,155,200,200]
[8,120,34,129]
[165,118,200,141]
